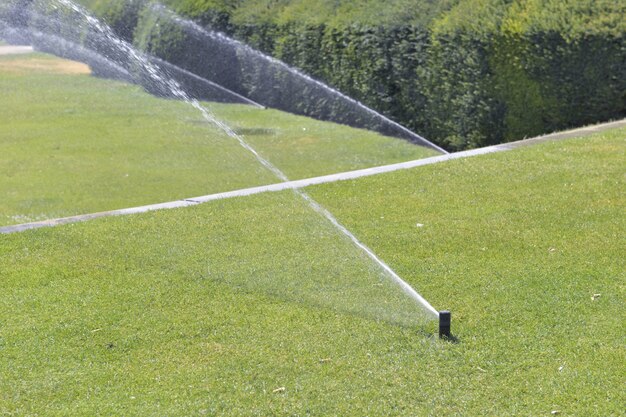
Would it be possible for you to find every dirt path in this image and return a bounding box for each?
[0,45,34,55]
[0,45,91,74]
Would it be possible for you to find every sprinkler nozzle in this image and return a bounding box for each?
[439,310,451,339]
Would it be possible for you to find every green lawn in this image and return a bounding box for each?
[0,52,435,226]
[211,104,438,180]
[0,128,623,415]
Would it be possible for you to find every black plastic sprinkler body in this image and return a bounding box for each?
[439,310,451,339]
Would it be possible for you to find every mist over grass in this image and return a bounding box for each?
[69,0,625,151]
[0,52,433,226]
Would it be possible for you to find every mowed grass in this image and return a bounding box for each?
[0,52,435,226]
[0,53,275,225]
[210,104,438,179]
[308,128,626,414]
[0,128,623,415]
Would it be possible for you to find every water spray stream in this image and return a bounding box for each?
[150,56,265,107]
[3,7,263,107]
[0,24,133,81]
[14,0,443,324]
[149,4,448,155]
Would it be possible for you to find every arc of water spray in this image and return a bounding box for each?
[40,0,442,320]
[193,100,440,319]
[150,56,265,108]
[3,16,265,108]
[150,4,449,155]
[0,24,133,81]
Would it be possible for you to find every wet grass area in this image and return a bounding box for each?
[0,52,435,226]
[0,127,624,415]
[1,48,624,415]
[211,104,438,179]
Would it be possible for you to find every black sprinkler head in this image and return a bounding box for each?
[439,310,451,339]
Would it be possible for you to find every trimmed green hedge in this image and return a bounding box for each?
[28,1,626,150]
[490,32,625,141]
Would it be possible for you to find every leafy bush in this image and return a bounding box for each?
[61,0,626,150]
[134,4,243,95]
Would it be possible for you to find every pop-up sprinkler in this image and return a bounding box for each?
[439,310,451,339]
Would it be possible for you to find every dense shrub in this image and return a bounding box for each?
[48,0,626,150]
[422,32,506,150]
[0,0,34,44]
[489,32,625,141]
[134,5,243,95]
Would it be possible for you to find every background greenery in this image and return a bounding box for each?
[58,0,626,151]
[1,8,624,414]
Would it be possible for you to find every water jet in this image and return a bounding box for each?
[140,4,448,154]
[2,0,446,330]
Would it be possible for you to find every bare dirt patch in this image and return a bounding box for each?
[0,56,91,75]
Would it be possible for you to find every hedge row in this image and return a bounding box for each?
[131,5,624,150]
[6,1,624,150]
[132,8,428,144]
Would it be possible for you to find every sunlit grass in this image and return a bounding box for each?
[0,128,623,415]
[210,103,437,179]
[0,52,435,226]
